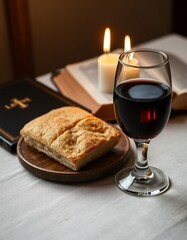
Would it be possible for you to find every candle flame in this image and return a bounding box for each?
[124,35,133,60]
[103,28,111,53]
[124,35,131,52]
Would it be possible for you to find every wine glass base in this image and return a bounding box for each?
[115,166,170,197]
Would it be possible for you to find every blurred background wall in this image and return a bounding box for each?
[0,0,186,83]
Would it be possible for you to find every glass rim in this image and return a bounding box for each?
[119,48,169,69]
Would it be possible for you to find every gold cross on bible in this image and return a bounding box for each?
[4,97,32,110]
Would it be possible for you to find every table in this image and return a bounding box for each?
[1,34,187,240]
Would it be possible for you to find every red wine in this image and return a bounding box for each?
[114,80,172,139]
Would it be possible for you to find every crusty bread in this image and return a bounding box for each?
[20,106,121,171]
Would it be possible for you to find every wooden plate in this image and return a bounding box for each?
[17,133,130,183]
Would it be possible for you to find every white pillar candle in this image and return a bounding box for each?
[98,27,119,93]
[123,57,140,79]
[98,53,119,93]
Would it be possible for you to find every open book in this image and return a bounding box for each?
[53,55,117,121]
[53,34,187,121]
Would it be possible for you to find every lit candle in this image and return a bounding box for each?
[123,35,139,79]
[98,28,119,93]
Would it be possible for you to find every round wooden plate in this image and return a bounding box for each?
[17,133,130,183]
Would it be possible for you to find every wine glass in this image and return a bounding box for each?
[113,49,172,196]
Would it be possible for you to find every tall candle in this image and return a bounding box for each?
[98,28,119,93]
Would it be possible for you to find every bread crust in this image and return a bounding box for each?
[20,106,121,171]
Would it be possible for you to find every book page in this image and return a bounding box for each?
[137,34,187,95]
[134,52,187,96]
[168,53,187,94]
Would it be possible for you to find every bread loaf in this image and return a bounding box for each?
[20,106,121,171]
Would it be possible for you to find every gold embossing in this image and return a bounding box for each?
[4,97,32,110]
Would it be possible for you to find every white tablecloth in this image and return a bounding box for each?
[1,34,187,240]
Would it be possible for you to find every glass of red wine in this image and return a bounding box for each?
[114,49,172,196]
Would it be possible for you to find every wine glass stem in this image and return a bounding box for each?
[132,140,154,181]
